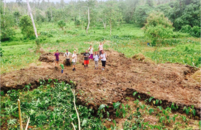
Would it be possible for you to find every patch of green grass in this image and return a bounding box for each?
[1,22,200,74]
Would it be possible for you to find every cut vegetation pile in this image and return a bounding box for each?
[0,50,200,118]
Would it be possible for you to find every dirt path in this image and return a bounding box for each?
[1,50,200,117]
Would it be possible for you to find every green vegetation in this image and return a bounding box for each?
[144,11,173,46]
[1,82,199,129]
[1,22,200,74]
[19,15,35,39]
[0,82,106,129]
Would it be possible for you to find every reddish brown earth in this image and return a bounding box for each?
[0,50,200,117]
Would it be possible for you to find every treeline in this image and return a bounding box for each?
[1,0,200,41]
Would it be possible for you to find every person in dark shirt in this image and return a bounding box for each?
[83,50,90,68]
[54,50,60,66]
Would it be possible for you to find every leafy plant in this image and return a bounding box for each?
[149,108,154,115]
[149,97,154,103]
[133,92,138,96]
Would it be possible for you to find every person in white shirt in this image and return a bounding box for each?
[72,50,77,71]
[88,45,94,60]
[93,51,99,69]
[98,40,105,55]
[99,50,107,70]
[64,50,71,66]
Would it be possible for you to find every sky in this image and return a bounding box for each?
[5,0,107,2]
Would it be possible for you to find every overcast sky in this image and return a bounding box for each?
[5,0,106,2]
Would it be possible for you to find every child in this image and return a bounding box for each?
[60,63,64,74]
[88,45,94,60]
[72,50,77,71]
[93,51,99,69]
[83,50,90,68]
[98,40,105,55]
[54,50,60,66]
[100,50,107,70]
[64,49,71,66]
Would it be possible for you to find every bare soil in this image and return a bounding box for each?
[1,50,200,117]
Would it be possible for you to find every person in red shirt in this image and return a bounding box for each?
[83,50,90,68]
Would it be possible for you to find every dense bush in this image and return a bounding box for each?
[190,26,200,37]
[58,20,66,30]
[75,19,81,26]
[180,25,200,37]
[180,25,191,33]
[144,12,173,46]
[19,15,35,39]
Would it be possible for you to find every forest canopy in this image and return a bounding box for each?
[0,0,200,41]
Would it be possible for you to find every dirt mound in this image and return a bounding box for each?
[191,69,201,82]
[132,53,155,64]
[0,50,200,117]
[132,53,145,61]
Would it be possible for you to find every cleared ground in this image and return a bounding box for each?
[1,50,200,119]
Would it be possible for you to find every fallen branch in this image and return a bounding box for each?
[71,122,76,130]
[25,117,30,130]
[71,89,81,130]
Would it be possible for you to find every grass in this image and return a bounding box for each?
[1,22,200,74]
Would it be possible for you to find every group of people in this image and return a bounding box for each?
[54,41,107,73]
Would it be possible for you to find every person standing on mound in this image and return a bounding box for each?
[54,50,60,66]
[93,51,99,69]
[98,40,105,55]
[64,49,71,66]
[83,50,90,68]
[100,50,107,70]
[88,45,94,60]
[72,50,77,71]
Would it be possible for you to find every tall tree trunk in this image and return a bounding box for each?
[103,22,106,29]
[86,7,90,34]
[110,19,112,36]
[26,0,38,38]
[4,0,6,15]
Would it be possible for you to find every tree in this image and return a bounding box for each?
[168,0,200,30]
[58,20,66,30]
[19,15,35,39]
[26,0,38,38]
[134,5,153,27]
[146,0,154,7]
[13,11,20,26]
[1,7,15,41]
[143,11,173,46]
[103,0,121,35]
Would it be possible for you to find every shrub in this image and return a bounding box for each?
[1,28,15,41]
[144,11,173,46]
[190,26,200,37]
[58,20,66,30]
[19,15,35,39]
[75,19,81,26]
[180,25,191,33]
[35,38,40,50]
